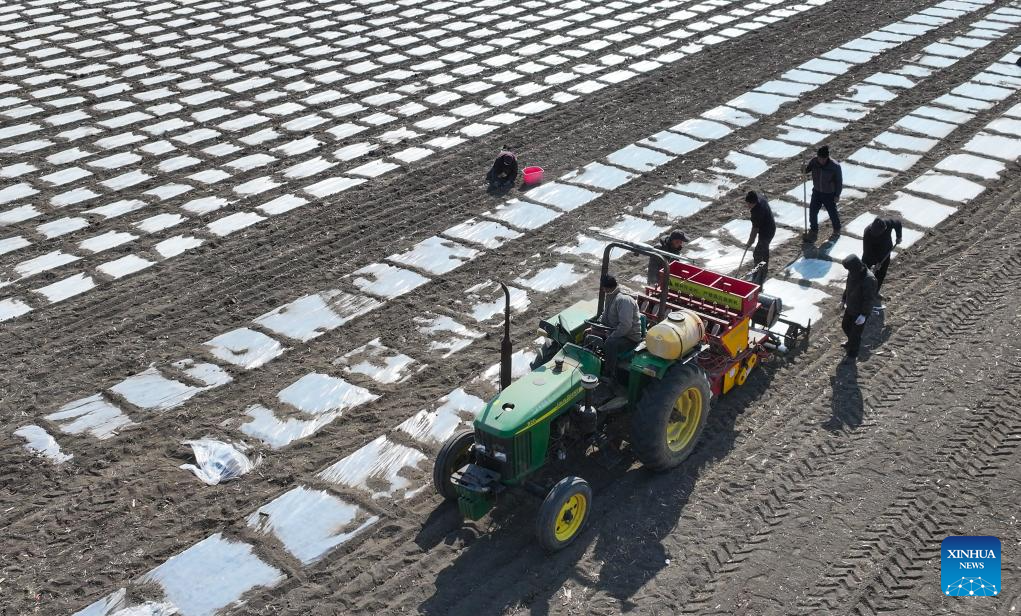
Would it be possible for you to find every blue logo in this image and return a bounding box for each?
[942,536,1001,596]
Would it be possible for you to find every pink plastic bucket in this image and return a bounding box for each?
[522,166,544,185]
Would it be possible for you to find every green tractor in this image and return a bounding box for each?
[433,239,728,551]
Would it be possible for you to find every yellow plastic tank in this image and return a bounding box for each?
[645,310,705,360]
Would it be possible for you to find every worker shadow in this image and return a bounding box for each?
[486,181,514,197]
[800,233,841,260]
[857,310,892,361]
[823,360,862,431]
[418,366,779,615]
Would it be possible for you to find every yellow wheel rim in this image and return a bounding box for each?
[666,386,704,452]
[554,493,587,541]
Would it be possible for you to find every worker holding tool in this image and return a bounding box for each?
[646,229,689,285]
[743,191,775,286]
[598,274,643,381]
[839,254,878,361]
[861,217,902,313]
[804,145,843,242]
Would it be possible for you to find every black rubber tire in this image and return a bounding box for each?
[536,476,592,552]
[630,362,711,471]
[432,429,476,501]
[530,339,561,370]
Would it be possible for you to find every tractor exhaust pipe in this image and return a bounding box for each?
[499,282,512,390]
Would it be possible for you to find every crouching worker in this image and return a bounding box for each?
[599,274,643,381]
[647,229,689,285]
[839,255,878,361]
[486,147,518,189]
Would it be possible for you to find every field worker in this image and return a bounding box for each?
[861,217,902,312]
[647,229,689,285]
[804,145,843,242]
[839,255,878,360]
[486,147,518,189]
[744,191,776,286]
[599,274,643,380]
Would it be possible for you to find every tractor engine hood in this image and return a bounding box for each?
[475,344,599,439]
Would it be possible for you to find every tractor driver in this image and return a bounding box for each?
[598,274,643,382]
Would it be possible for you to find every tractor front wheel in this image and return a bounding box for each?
[433,429,475,501]
[536,476,592,552]
[630,362,711,471]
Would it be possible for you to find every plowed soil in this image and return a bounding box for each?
[2,0,1020,614]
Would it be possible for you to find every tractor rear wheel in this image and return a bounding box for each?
[536,476,592,552]
[433,429,475,501]
[630,362,711,471]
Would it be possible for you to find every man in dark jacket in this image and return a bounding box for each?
[804,145,843,242]
[861,217,902,311]
[599,274,643,380]
[840,254,878,360]
[744,191,775,286]
[647,230,689,285]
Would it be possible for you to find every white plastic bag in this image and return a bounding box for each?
[180,439,257,485]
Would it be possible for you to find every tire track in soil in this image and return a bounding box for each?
[793,375,1021,616]
[247,173,1021,613]
[661,191,1021,615]
[0,0,968,406]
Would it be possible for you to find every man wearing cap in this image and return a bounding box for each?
[599,274,643,380]
[862,216,902,312]
[804,145,843,242]
[647,229,689,285]
[839,254,878,360]
[744,191,775,286]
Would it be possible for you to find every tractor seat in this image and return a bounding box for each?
[615,315,649,360]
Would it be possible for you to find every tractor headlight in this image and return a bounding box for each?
[473,443,488,455]
[493,451,507,462]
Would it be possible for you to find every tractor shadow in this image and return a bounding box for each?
[417,358,789,615]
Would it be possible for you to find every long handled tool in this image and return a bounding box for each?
[803,170,808,236]
[738,245,749,271]
[802,158,810,240]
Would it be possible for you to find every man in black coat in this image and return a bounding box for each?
[861,217,902,311]
[646,230,688,285]
[744,191,775,286]
[840,254,878,360]
[804,145,843,242]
